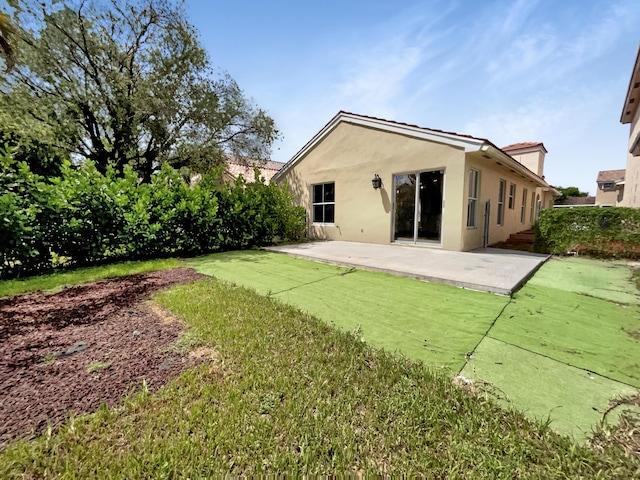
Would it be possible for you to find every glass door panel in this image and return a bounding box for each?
[417,171,443,242]
[393,174,416,241]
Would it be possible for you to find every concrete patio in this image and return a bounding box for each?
[265,241,549,295]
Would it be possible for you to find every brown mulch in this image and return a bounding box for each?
[0,267,207,449]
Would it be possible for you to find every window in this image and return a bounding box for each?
[497,179,506,226]
[467,169,480,228]
[600,182,615,191]
[530,192,535,223]
[312,182,335,223]
[520,188,527,223]
[508,183,516,209]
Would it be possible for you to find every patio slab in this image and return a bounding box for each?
[265,241,549,295]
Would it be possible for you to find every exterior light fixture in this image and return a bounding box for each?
[371,174,382,189]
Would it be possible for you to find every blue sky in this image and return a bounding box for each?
[186,0,639,195]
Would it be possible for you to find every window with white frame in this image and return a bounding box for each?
[497,179,506,226]
[312,182,335,223]
[467,169,480,228]
[521,188,527,223]
[530,192,535,223]
[508,183,516,209]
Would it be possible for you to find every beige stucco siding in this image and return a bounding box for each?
[622,106,640,207]
[596,187,622,206]
[278,122,467,249]
[462,153,542,250]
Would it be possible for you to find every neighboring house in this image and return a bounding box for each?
[620,42,640,207]
[595,169,625,206]
[273,111,557,252]
[224,157,284,183]
[554,196,596,207]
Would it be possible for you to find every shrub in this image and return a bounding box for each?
[0,154,305,279]
[535,207,640,258]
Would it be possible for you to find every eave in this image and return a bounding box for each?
[479,144,551,189]
[621,42,640,125]
[273,111,487,182]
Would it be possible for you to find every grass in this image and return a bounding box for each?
[186,250,640,440]
[186,251,507,374]
[460,337,638,438]
[460,256,640,439]
[487,284,640,387]
[0,258,180,298]
[1,277,638,477]
[87,361,113,373]
[527,256,640,305]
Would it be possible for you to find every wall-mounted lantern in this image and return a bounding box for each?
[371,174,382,190]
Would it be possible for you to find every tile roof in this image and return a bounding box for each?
[274,111,551,188]
[596,169,625,183]
[501,142,545,151]
[337,110,488,143]
[225,159,284,182]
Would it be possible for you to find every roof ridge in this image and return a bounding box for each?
[337,110,489,143]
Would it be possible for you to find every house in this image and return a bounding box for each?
[620,42,640,207]
[555,196,596,207]
[595,169,625,206]
[273,111,557,252]
[224,157,284,183]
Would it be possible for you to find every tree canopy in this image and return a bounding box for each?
[1,0,279,181]
[553,186,589,204]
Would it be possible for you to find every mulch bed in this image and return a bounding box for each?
[0,267,207,449]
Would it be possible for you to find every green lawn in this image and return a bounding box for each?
[2,276,636,477]
[0,258,179,298]
[186,250,640,440]
[2,250,639,474]
[186,251,506,373]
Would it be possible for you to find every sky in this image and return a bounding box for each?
[186,0,640,196]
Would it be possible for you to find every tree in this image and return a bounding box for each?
[1,0,279,181]
[554,186,589,204]
[0,12,16,71]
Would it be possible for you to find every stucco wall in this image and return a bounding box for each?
[508,151,545,177]
[463,153,544,250]
[622,106,640,207]
[278,122,467,250]
[278,121,551,251]
[596,186,621,206]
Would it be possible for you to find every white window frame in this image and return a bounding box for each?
[467,169,480,228]
[311,182,335,224]
[521,188,527,223]
[497,179,506,226]
[530,193,535,223]
[508,183,516,209]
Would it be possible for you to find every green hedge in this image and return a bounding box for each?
[534,207,640,258]
[0,149,305,278]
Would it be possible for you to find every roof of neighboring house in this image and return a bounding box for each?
[556,196,596,206]
[225,159,284,182]
[273,111,552,189]
[596,169,626,183]
[621,41,640,124]
[502,142,547,153]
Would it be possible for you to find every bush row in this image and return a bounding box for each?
[534,207,640,258]
[0,150,305,279]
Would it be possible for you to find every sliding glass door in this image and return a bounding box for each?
[393,170,444,243]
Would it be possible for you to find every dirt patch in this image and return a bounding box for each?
[0,267,206,449]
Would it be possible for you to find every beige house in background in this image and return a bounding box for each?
[224,158,283,183]
[620,42,640,207]
[273,111,557,252]
[595,169,625,206]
